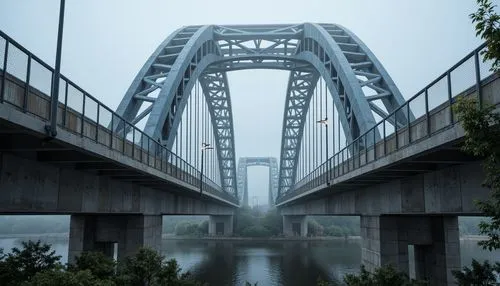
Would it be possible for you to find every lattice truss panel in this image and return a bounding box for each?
[115,23,410,200]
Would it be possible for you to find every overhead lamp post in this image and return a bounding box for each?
[46,0,66,137]
[199,142,214,196]
[316,117,329,184]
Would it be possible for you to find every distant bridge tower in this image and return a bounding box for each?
[237,157,279,207]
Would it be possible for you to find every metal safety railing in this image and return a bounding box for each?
[0,30,238,205]
[277,42,495,204]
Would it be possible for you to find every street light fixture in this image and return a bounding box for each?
[199,142,214,196]
[316,117,330,184]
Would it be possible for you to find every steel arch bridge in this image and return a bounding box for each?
[237,157,279,207]
[115,23,409,201]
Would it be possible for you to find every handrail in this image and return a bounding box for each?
[0,29,237,204]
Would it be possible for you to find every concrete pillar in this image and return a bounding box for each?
[68,214,162,264]
[360,215,460,286]
[413,217,461,286]
[282,215,308,237]
[208,215,233,236]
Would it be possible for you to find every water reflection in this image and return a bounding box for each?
[162,240,361,286]
[0,237,497,285]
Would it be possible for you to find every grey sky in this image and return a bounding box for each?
[0,0,489,205]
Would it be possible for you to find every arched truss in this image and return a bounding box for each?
[237,157,279,207]
[115,23,409,199]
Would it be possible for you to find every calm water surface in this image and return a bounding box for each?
[0,237,498,286]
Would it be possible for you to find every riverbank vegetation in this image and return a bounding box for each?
[450,0,500,285]
[0,240,204,286]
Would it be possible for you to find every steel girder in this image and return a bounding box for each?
[237,157,279,207]
[115,23,408,200]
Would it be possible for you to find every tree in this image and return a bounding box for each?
[24,268,115,286]
[343,265,427,286]
[118,248,164,286]
[0,240,62,285]
[451,1,500,284]
[454,58,500,250]
[68,251,116,280]
[471,0,500,72]
[452,259,500,286]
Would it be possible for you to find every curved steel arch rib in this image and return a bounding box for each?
[115,23,408,200]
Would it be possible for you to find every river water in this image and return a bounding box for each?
[0,237,498,285]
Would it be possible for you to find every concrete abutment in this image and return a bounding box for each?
[360,215,460,286]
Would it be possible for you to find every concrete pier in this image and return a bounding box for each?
[208,215,233,236]
[68,214,162,264]
[360,215,460,286]
[283,215,308,237]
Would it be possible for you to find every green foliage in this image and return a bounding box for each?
[308,219,324,236]
[454,97,500,250]
[343,265,427,286]
[0,240,62,285]
[471,0,500,72]
[261,209,282,235]
[24,268,115,286]
[452,259,500,286]
[68,251,116,280]
[116,247,203,286]
[0,241,203,286]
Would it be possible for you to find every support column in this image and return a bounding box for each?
[282,215,308,237]
[413,216,461,286]
[208,215,233,236]
[68,214,162,264]
[360,215,460,286]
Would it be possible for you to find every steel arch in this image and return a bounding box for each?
[115,23,408,199]
[237,157,279,207]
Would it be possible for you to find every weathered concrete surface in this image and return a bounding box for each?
[68,214,163,263]
[208,215,233,236]
[280,161,488,216]
[282,215,308,237]
[0,152,234,216]
[361,215,460,286]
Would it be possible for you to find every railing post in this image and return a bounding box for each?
[122,121,126,155]
[81,94,85,136]
[23,55,31,112]
[394,115,399,151]
[132,127,135,159]
[95,104,100,142]
[474,50,482,108]
[109,115,114,148]
[62,81,68,126]
[364,134,368,165]
[1,41,9,103]
[447,72,453,123]
[373,127,377,160]
[383,120,386,156]
[425,89,430,136]
[147,137,150,166]
[407,103,411,144]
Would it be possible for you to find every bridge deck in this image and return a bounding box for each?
[0,34,238,207]
[277,71,499,206]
